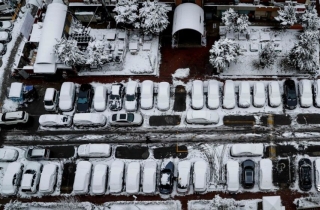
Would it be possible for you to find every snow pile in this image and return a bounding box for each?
[172,68,190,79]
[294,196,320,208]
[2,98,19,112]
[161,173,170,185]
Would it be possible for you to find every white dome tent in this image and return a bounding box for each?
[263,196,286,210]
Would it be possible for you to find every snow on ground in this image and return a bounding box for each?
[1,98,19,112]
[172,68,190,79]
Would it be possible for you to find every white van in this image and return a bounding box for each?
[177,160,191,193]
[44,88,59,111]
[223,80,236,109]
[109,160,125,193]
[142,161,157,193]
[59,82,76,112]
[73,161,92,195]
[226,160,239,192]
[126,162,140,194]
[314,159,320,189]
[193,160,208,193]
[73,113,106,127]
[259,159,273,190]
[230,143,264,157]
[39,164,58,194]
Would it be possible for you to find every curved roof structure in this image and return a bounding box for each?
[172,3,204,36]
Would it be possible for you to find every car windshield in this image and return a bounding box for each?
[44,100,53,106]
[110,94,119,100]
[126,94,135,101]
[287,89,296,100]
[0,22,3,27]
[245,171,253,182]
[78,97,88,104]
[127,113,134,122]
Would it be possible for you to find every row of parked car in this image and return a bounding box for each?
[0,20,13,55]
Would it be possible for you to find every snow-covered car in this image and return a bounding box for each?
[186,110,219,124]
[0,43,6,55]
[140,80,154,110]
[253,82,265,108]
[73,113,106,127]
[177,160,191,193]
[159,161,174,194]
[0,31,11,43]
[0,21,13,31]
[193,160,208,193]
[25,148,50,161]
[91,164,108,195]
[109,160,125,193]
[126,162,141,194]
[73,161,92,195]
[109,84,124,111]
[39,164,58,194]
[314,159,320,189]
[142,161,157,193]
[259,159,272,190]
[78,144,111,158]
[223,80,236,109]
[124,81,138,112]
[157,82,170,111]
[59,82,76,112]
[230,143,264,157]
[299,80,313,108]
[44,88,59,111]
[1,162,23,195]
[238,81,251,108]
[0,111,29,125]
[268,81,281,107]
[93,86,107,112]
[191,80,204,110]
[207,80,220,109]
[39,114,72,127]
[0,148,18,162]
[21,162,42,193]
[110,112,143,126]
[226,160,239,192]
[314,80,320,107]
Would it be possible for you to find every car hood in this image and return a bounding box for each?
[133,114,143,124]
[141,98,152,108]
[125,101,136,111]
[254,96,265,106]
[158,100,169,110]
[94,101,105,111]
[208,98,219,109]
[301,96,312,107]
[287,98,297,107]
[270,96,281,106]
[1,21,11,29]
[223,97,235,109]
[192,99,204,109]
[239,96,250,107]
[1,185,15,195]
[59,100,72,111]
[0,150,17,160]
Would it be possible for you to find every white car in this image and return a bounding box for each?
[226,160,239,192]
[93,86,107,112]
[140,80,154,110]
[110,112,143,126]
[142,161,157,193]
[73,113,106,127]
[126,162,140,194]
[0,111,29,125]
[39,114,72,127]
[299,80,313,108]
[73,161,92,195]
[157,82,170,111]
[0,31,11,42]
[91,164,108,195]
[109,160,125,193]
[314,80,320,107]
[39,164,58,194]
[223,80,236,109]
[124,81,138,112]
[230,143,264,157]
[0,148,18,161]
[43,88,59,111]
[59,82,76,112]
[186,110,219,124]
[177,160,191,193]
[0,21,13,31]
[268,81,281,107]
[259,159,272,190]
[253,82,265,108]
[207,80,220,109]
[0,43,6,55]
[193,160,208,193]
[191,80,204,109]
[238,81,251,108]
[314,159,320,189]
[1,162,23,195]
[21,162,42,194]
[78,144,111,158]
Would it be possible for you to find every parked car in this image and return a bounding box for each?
[110,112,143,126]
[241,159,255,189]
[191,80,204,110]
[177,160,191,193]
[314,80,320,107]
[0,43,6,55]
[299,80,313,108]
[223,80,236,109]
[109,84,124,111]
[226,160,239,192]
[59,82,76,112]
[259,159,272,190]
[238,81,251,108]
[193,160,208,193]
[314,159,320,190]
[0,148,18,161]
[73,113,106,127]
[230,143,264,157]
[207,80,220,109]
[25,148,50,161]
[21,162,42,193]
[126,162,140,194]
[78,144,111,158]
[0,111,29,125]
[1,162,23,195]
[159,161,174,194]
[186,110,219,124]
[284,79,297,110]
[268,81,281,107]
[39,164,58,194]
[124,81,138,112]
[0,21,13,31]
[76,84,94,113]
[43,88,59,111]
[91,164,108,195]
[253,82,265,108]
[109,160,125,193]
[0,31,11,43]
[39,114,72,127]
[157,82,170,111]
[93,86,107,112]
[299,158,312,191]
[142,161,157,194]
[73,161,92,195]
[140,80,154,110]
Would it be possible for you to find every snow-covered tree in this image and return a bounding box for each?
[300,30,320,43]
[300,6,320,31]
[275,3,297,28]
[113,0,140,28]
[54,37,86,66]
[209,38,241,72]
[85,40,109,67]
[222,8,250,33]
[259,42,277,67]
[236,14,250,33]
[139,0,169,35]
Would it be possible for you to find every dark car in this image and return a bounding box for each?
[241,159,255,189]
[25,148,50,161]
[76,84,94,113]
[299,158,312,191]
[109,84,124,111]
[284,79,297,110]
[159,161,175,194]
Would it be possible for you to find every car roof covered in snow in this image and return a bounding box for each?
[178,160,191,188]
[109,160,124,192]
[143,161,157,193]
[227,160,239,192]
[73,161,92,191]
[231,143,264,157]
[9,82,23,98]
[259,159,272,190]
[126,162,140,193]
[126,81,138,95]
[73,113,106,124]
[158,82,170,94]
[44,88,56,101]
[208,80,219,95]
[39,164,57,191]
[194,161,207,190]
[141,80,153,95]
[92,164,107,192]
[3,162,23,184]
[39,114,68,125]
